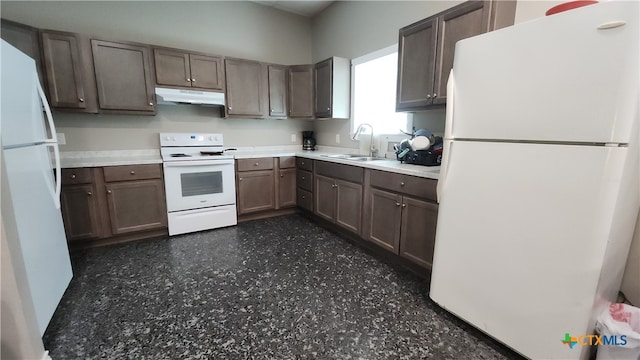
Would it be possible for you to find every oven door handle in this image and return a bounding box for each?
[163,159,235,167]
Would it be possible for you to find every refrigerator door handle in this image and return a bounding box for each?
[437,70,455,203]
[36,76,62,208]
[444,69,455,140]
[36,74,58,144]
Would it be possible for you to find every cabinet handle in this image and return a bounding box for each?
[71,174,76,179]
[79,98,84,102]
[427,94,431,99]
[400,181,405,186]
[280,174,284,178]
[191,78,196,82]
[332,184,337,188]
[187,78,191,82]
[107,190,112,194]
[302,195,306,199]
[239,177,243,181]
[149,102,153,106]
[87,191,92,196]
[402,204,406,208]
[229,106,232,110]
[301,161,305,165]
[130,171,136,175]
[301,176,305,180]
[254,162,260,166]
[396,202,401,206]
[433,93,437,98]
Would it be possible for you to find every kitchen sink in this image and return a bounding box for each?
[320,154,385,162]
[346,156,385,162]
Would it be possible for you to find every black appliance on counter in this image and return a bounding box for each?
[302,131,316,151]
[395,133,443,166]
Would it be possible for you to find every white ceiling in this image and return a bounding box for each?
[251,1,334,18]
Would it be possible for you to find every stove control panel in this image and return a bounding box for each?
[160,133,223,147]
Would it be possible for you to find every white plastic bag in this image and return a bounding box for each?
[595,303,640,360]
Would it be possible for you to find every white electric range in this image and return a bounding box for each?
[160,133,237,235]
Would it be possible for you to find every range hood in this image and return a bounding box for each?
[155,87,225,106]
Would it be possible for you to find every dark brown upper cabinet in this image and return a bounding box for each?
[288,65,314,119]
[41,30,99,113]
[396,0,516,111]
[154,48,224,91]
[91,39,156,114]
[1,19,45,88]
[314,57,350,119]
[224,58,264,118]
[267,64,288,118]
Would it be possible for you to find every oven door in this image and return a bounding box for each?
[163,159,236,212]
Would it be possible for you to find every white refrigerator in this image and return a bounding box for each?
[430,2,639,360]
[1,40,73,335]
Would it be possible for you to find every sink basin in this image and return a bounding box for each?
[346,156,385,162]
[320,154,385,162]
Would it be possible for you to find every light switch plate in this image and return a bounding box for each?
[57,133,66,145]
[336,134,340,144]
[291,133,296,142]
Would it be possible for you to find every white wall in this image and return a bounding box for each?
[1,1,314,151]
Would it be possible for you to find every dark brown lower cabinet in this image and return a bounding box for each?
[105,179,167,234]
[399,196,438,269]
[367,188,403,252]
[237,170,275,215]
[277,168,296,209]
[314,174,362,235]
[59,165,167,246]
[60,183,102,240]
[364,169,439,269]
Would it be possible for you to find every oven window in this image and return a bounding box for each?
[181,171,223,196]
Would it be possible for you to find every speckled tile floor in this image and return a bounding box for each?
[43,214,524,359]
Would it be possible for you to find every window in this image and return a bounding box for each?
[351,45,411,136]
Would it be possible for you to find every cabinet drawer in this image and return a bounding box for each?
[297,170,313,192]
[369,169,437,201]
[237,158,274,171]
[296,157,313,171]
[315,160,363,184]
[297,188,313,212]
[279,156,296,169]
[103,164,162,182]
[61,168,93,185]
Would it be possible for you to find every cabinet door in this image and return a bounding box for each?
[1,19,45,89]
[288,65,314,118]
[268,65,288,117]
[237,170,275,214]
[154,48,191,87]
[335,179,362,235]
[225,58,264,117]
[60,184,102,241]
[396,17,438,111]
[41,31,93,110]
[399,196,438,269]
[432,1,490,105]
[314,58,332,118]
[105,179,167,234]
[91,39,155,113]
[277,168,296,209]
[366,188,402,253]
[314,174,336,222]
[189,54,224,90]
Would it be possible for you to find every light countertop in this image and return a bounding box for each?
[60,146,439,179]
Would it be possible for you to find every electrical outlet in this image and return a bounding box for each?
[291,133,297,142]
[336,134,340,144]
[57,133,66,145]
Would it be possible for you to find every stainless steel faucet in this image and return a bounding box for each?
[352,123,375,157]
